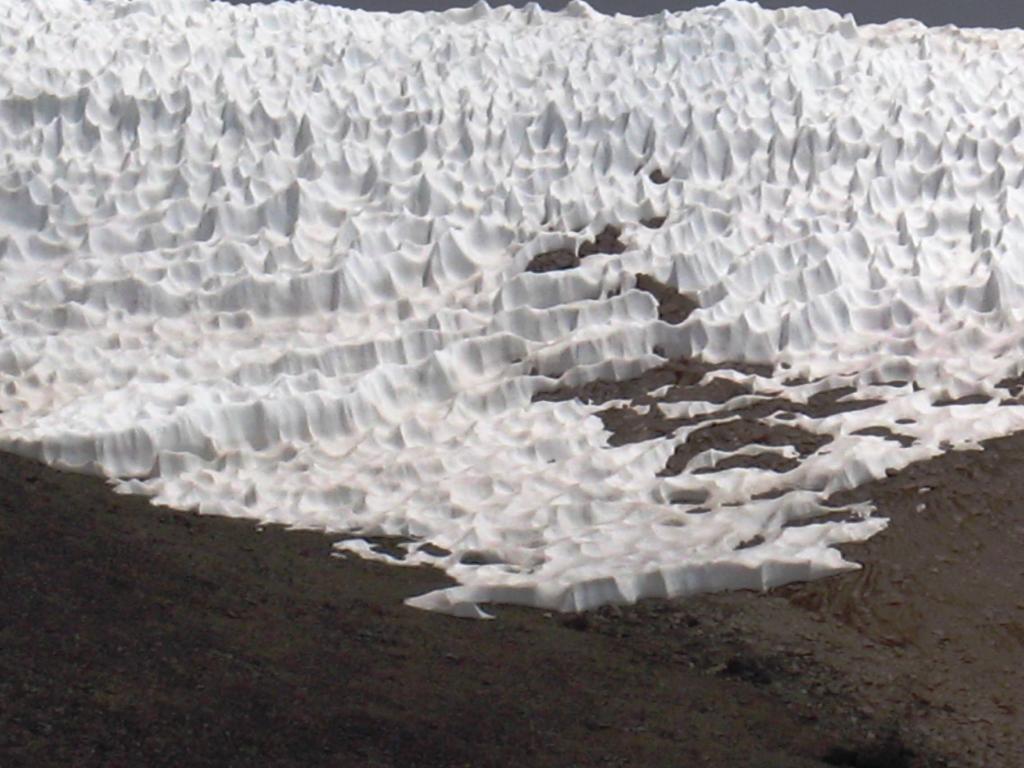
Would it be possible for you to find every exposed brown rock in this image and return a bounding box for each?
[525,224,626,273]
[634,273,699,325]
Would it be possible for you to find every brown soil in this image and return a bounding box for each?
[3,415,1023,767]
[525,224,628,273]
[649,169,671,185]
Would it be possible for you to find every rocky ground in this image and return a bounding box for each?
[2,421,1023,767]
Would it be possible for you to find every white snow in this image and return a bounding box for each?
[2,0,1024,616]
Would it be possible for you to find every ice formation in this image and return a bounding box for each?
[3,0,1024,617]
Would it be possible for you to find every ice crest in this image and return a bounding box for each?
[562,0,598,19]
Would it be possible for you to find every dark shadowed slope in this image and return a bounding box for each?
[3,428,1023,766]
